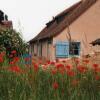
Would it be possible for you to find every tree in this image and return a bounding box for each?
[0,28,28,56]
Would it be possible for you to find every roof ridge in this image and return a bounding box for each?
[46,1,82,28]
[49,0,97,37]
[30,0,97,42]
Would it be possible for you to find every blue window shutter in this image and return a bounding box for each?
[56,42,69,58]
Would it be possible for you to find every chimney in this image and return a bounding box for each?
[0,10,4,23]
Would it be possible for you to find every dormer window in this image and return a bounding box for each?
[46,21,53,28]
[46,17,55,28]
[0,10,4,23]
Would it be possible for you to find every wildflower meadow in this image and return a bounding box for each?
[0,50,100,100]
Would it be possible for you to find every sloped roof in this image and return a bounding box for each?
[30,0,97,43]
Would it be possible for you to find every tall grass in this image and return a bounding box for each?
[0,51,100,100]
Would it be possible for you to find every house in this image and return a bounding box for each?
[29,0,100,61]
[0,10,13,29]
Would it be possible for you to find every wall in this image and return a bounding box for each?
[41,41,48,58]
[30,40,54,60]
[70,0,100,55]
[41,40,54,60]
[53,0,100,60]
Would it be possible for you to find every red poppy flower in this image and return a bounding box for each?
[50,62,55,65]
[95,75,100,80]
[77,65,87,73]
[13,57,20,62]
[9,66,22,73]
[0,52,4,63]
[93,67,100,73]
[52,82,59,90]
[51,69,57,75]
[93,64,99,68]
[11,50,16,54]
[0,57,3,63]
[67,70,75,77]
[33,63,39,72]
[59,68,65,75]
[9,61,15,65]
[65,65,71,70]
[47,60,50,64]
[56,64,64,69]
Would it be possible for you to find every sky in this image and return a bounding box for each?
[0,0,81,42]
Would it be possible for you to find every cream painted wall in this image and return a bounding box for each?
[31,40,53,60]
[34,43,37,56]
[42,41,48,58]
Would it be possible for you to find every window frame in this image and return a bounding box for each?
[55,41,81,58]
[69,42,80,56]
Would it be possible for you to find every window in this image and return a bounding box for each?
[69,42,80,56]
[56,42,80,58]
[48,38,52,44]
[56,42,69,58]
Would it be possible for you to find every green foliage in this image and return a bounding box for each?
[1,66,100,100]
[0,70,33,100]
[0,29,28,55]
[0,54,100,100]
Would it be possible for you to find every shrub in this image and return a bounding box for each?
[0,29,28,56]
